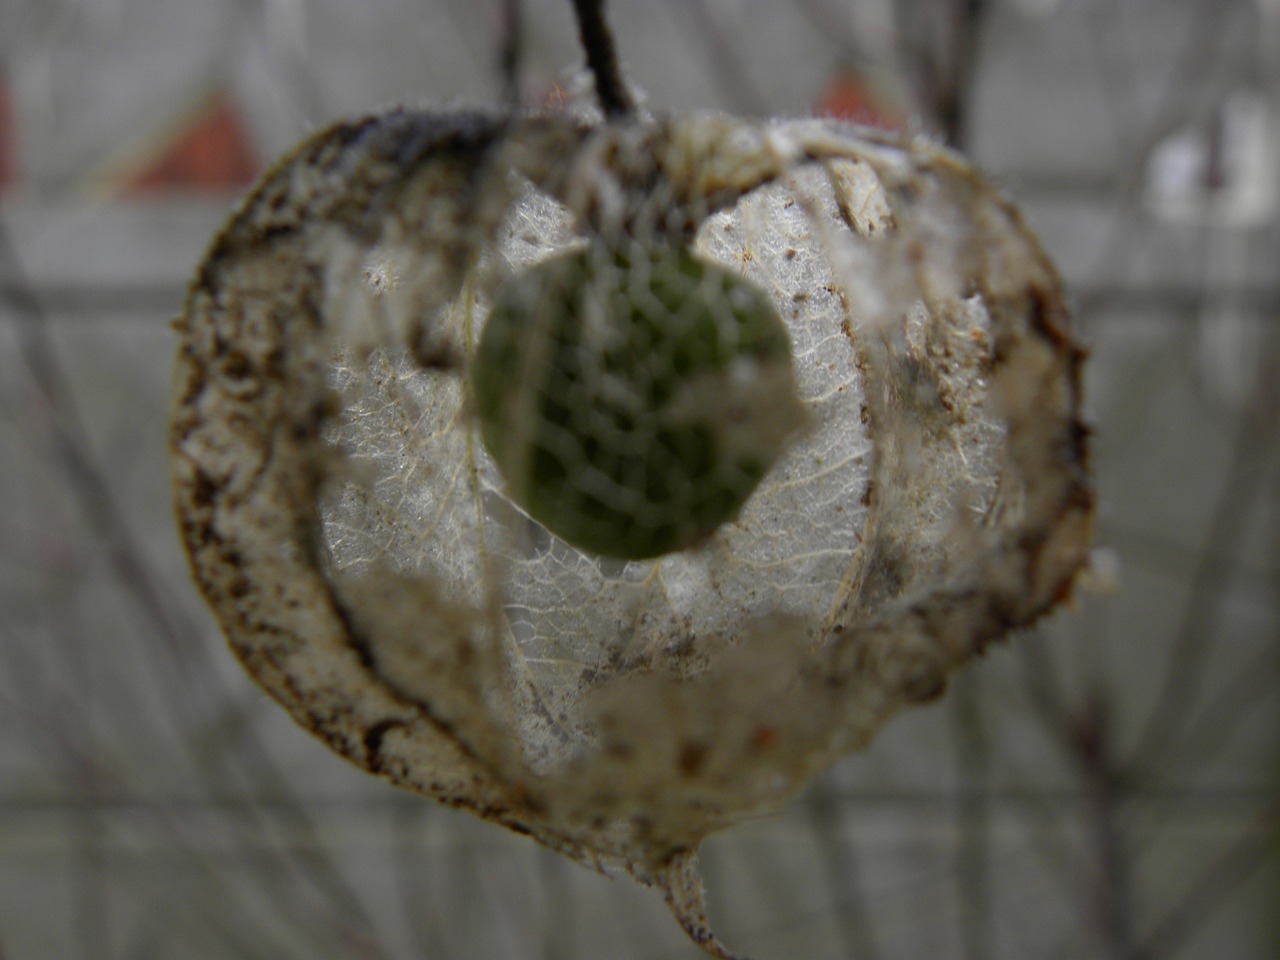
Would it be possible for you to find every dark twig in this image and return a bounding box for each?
[934,0,986,147]
[897,0,987,147]
[499,0,524,108]
[568,0,635,117]
[1074,693,1133,960]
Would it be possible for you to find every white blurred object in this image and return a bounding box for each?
[1145,89,1276,228]
[1145,88,1277,408]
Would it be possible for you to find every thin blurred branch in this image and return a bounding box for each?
[804,779,883,960]
[499,0,524,107]
[0,218,394,958]
[936,0,985,147]
[0,223,200,664]
[72,801,110,960]
[239,0,330,127]
[1129,337,1280,776]
[895,0,987,145]
[674,0,767,115]
[952,676,992,960]
[790,0,870,57]
[1016,629,1078,762]
[1072,692,1134,960]
[537,848,574,960]
[1139,637,1280,797]
[1132,796,1280,960]
[393,803,451,959]
[1074,0,1236,320]
[0,640,351,960]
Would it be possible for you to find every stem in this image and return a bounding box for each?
[568,0,635,117]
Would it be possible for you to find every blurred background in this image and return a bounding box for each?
[0,0,1277,957]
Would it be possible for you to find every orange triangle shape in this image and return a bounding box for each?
[121,93,261,195]
[815,67,907,132]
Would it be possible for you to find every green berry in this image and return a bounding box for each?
[471,241,803,560]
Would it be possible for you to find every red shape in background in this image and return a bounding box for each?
[122,94,261,195]
[815,67,906,132]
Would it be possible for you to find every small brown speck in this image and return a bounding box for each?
[678,741,707,776]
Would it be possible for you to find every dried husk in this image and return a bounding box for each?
[171,109,1092,959]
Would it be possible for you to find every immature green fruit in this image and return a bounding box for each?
[471,241,805,560]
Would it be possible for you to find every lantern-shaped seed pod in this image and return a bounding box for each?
[171,108,1092,960]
